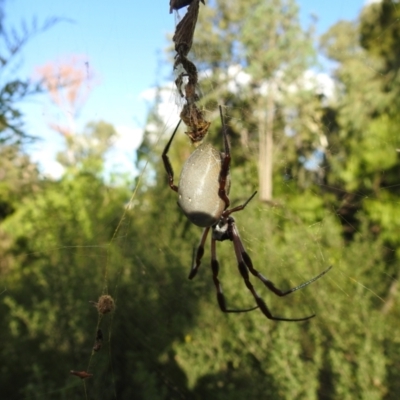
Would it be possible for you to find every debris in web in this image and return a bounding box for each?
[90,294,115,314]
[92,328,103,352]
[171,0,210,144]
[70,370,93,380]
[169,0,205,14]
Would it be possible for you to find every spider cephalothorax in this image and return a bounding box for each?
[162,106,331,321]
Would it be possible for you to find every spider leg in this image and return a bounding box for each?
[235,231,332,296]
[210,236,258,314]
[224,191,257,217]
[188,226,210,279]
[162,119,182,192]
[217,105,231,209]
[229,221,318,322]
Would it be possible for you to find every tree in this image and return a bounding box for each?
[0,145,40,221]
[172,0,317,202]
[0,1,61,219]
[320,3,400,247]
[318,7,400,395]
[3,1,400,398]
[0,1,60,143]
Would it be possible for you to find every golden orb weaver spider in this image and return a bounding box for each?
[162,106,331,321]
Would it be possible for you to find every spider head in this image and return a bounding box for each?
[212,216,234,242]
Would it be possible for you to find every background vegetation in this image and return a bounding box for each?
[1,0,399,399]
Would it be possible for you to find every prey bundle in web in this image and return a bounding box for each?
[170,0,210,145]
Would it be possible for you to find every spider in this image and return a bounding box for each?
[162,106,331,321]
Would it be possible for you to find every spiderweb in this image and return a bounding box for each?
[1,1,399,399]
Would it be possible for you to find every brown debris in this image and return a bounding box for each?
[173,0,200,56]
[181,104,211,143]
[70,370,93,380]
[169,0,205,14]
[174,56,199,101]
[90,294,115,314]
[171,0,210,144]
[93,328,103,352]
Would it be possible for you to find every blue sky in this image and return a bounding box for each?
[4,0,367,176]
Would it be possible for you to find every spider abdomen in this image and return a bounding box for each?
[178,143,230,227]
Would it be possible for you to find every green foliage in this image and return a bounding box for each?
[320,1,400,250]
[1,0,400,399]
[57,120,117,175]
[0,173,127,398]
[0,145,40,220]
[360,0,400,75]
